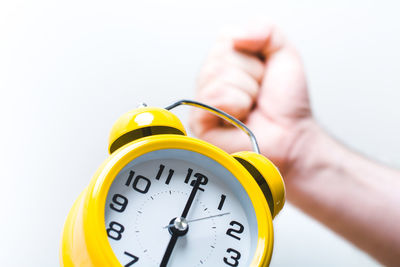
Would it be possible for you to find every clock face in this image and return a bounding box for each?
[105,149,258,267]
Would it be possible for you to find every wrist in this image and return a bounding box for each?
[286,119,324,177]
[284,119,345,201]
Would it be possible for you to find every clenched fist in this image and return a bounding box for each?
[191,23,314,182]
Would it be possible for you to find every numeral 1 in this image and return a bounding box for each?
[218,194,226,210]
[184,168,193,184]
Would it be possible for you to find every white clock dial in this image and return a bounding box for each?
[105,149,258,267]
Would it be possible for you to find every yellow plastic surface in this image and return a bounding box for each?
[61,135,274,267]
[108,107,187,153]
[233,151,285,218]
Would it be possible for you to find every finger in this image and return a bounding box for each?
[202,40,265,83]
[198,65,259,100]
[191,81,253,136]
[223,51,265,83]
[194,61,259,136]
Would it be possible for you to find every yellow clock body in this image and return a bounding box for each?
[60,102,285,267]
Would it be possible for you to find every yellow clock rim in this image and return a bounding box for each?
[83,134,274,266]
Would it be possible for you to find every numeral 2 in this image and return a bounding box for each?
[226,221,244,241]
[184,169,208,191]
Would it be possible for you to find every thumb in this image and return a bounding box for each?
[232,22,285,56]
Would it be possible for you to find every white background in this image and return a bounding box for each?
[1,0,399,266]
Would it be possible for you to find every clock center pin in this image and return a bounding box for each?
[174,217,188,231]
[168,217,189,236]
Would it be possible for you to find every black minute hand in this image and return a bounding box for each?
[181,175,203,218]
[159,176,203,267]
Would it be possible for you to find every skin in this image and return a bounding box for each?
[190,22,400,266]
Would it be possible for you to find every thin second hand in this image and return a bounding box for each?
[163,212,230,229]
[188,212,231,223]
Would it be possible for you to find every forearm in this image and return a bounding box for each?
[286,121,400,266]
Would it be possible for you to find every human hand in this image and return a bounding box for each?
[191,22,400,266]
[191,22,317,184]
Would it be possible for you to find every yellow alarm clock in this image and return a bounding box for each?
[60,99,285,267]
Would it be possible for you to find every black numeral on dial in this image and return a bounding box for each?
[189,173,208,191]
[226,221,244,241]
[125,171,151,194]
[110,194,128,212]
[223,221,244,265]
[124,251,139,266]
[184,169,208,191]
[184,168,193,184]
[218,194,226,210]
[155,164,174,185]
[223,248,241,266]
[107,221,125,241]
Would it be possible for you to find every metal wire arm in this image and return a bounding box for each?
[165,99,260,154]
